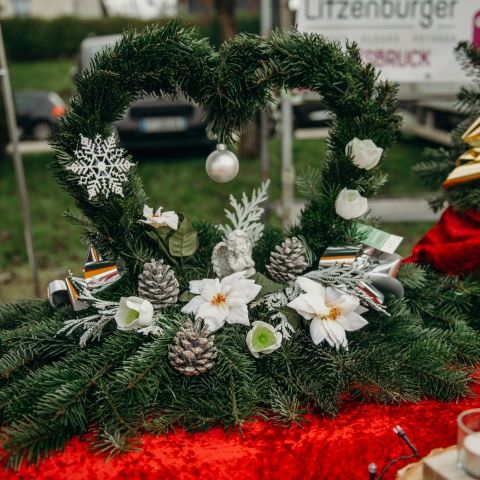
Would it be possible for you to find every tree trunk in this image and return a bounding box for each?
[214,0,237,43]
[214,0,258,157]
[238,119,259,158]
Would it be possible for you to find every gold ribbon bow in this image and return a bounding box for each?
[443,117,480,189]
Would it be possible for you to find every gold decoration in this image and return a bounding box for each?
[462,117,480,147]
[443,117,480,189]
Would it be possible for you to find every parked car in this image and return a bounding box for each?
[114,95,216,151]
[79,35,215,151]
[290,90,331,129]
[14,90,65,140]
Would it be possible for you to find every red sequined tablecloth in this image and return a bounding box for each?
[2,385,480,480]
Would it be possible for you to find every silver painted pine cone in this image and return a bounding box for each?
[266,237,308,283]
[168,320,216,376]
[138,258,179,311]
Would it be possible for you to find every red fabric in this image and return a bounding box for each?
[2,387,480,480]
[405,207,480,275]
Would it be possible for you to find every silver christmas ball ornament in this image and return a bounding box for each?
[205,144,239,183]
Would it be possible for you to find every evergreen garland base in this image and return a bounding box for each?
[0,21,479,470]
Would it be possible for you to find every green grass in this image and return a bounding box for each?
[0,137,428,269]
[269,135,429,198]
[6,57,430,198]
[1,58,434,301]
[10,59,74,97]
[9,57,429,197]
[0,136,432,302]
[378,134,431,197]
[381,222,433,257]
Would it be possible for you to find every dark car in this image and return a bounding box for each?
[14,90,66,140]
[292,91,331,129]
[80,35,215,151]
[115,96,215,151]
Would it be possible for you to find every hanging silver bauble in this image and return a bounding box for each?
[205,143,239,183]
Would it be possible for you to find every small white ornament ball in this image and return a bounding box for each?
[205,144,239,183]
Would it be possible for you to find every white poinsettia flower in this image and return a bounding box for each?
[246,321,282,358]
[287,277,368,350]
[140,204,179,230]
[335,188,368,220]
[115,296,154,331]
[181,272,262,332]
[346,138,383,170]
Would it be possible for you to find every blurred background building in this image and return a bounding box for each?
[0,0,103,18]
[0,0,260,18]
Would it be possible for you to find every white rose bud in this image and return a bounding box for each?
[335,188,368,220]
[115,296,154,331]
[346,138,383,170]
[246,321,282,358]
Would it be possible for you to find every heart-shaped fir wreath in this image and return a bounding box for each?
[1,20,479,469]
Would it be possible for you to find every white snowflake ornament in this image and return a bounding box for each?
[66,134,134,200]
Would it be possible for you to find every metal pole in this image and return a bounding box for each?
[0,23,40,296]
[259,112,270,182]
[261,0,272,34]
[280,0,294,228]
[260,0,272,219]
[280,93,294,227]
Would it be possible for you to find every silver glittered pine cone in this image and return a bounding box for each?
[266,237,309,283]
[138,258,179,311]
[168,320,216,376]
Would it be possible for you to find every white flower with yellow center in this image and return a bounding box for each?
[287,277,368,350]
[141,205,179,230]
[181,272,261,332]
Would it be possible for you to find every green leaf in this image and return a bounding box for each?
[277,307,302,330]
[156,226,171,241]
[253,272,286,297]
[145,226,170,242]
[145,229,178,266]
[179,291,195,302]
[168,219,198,257]
[146,230,161,244]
